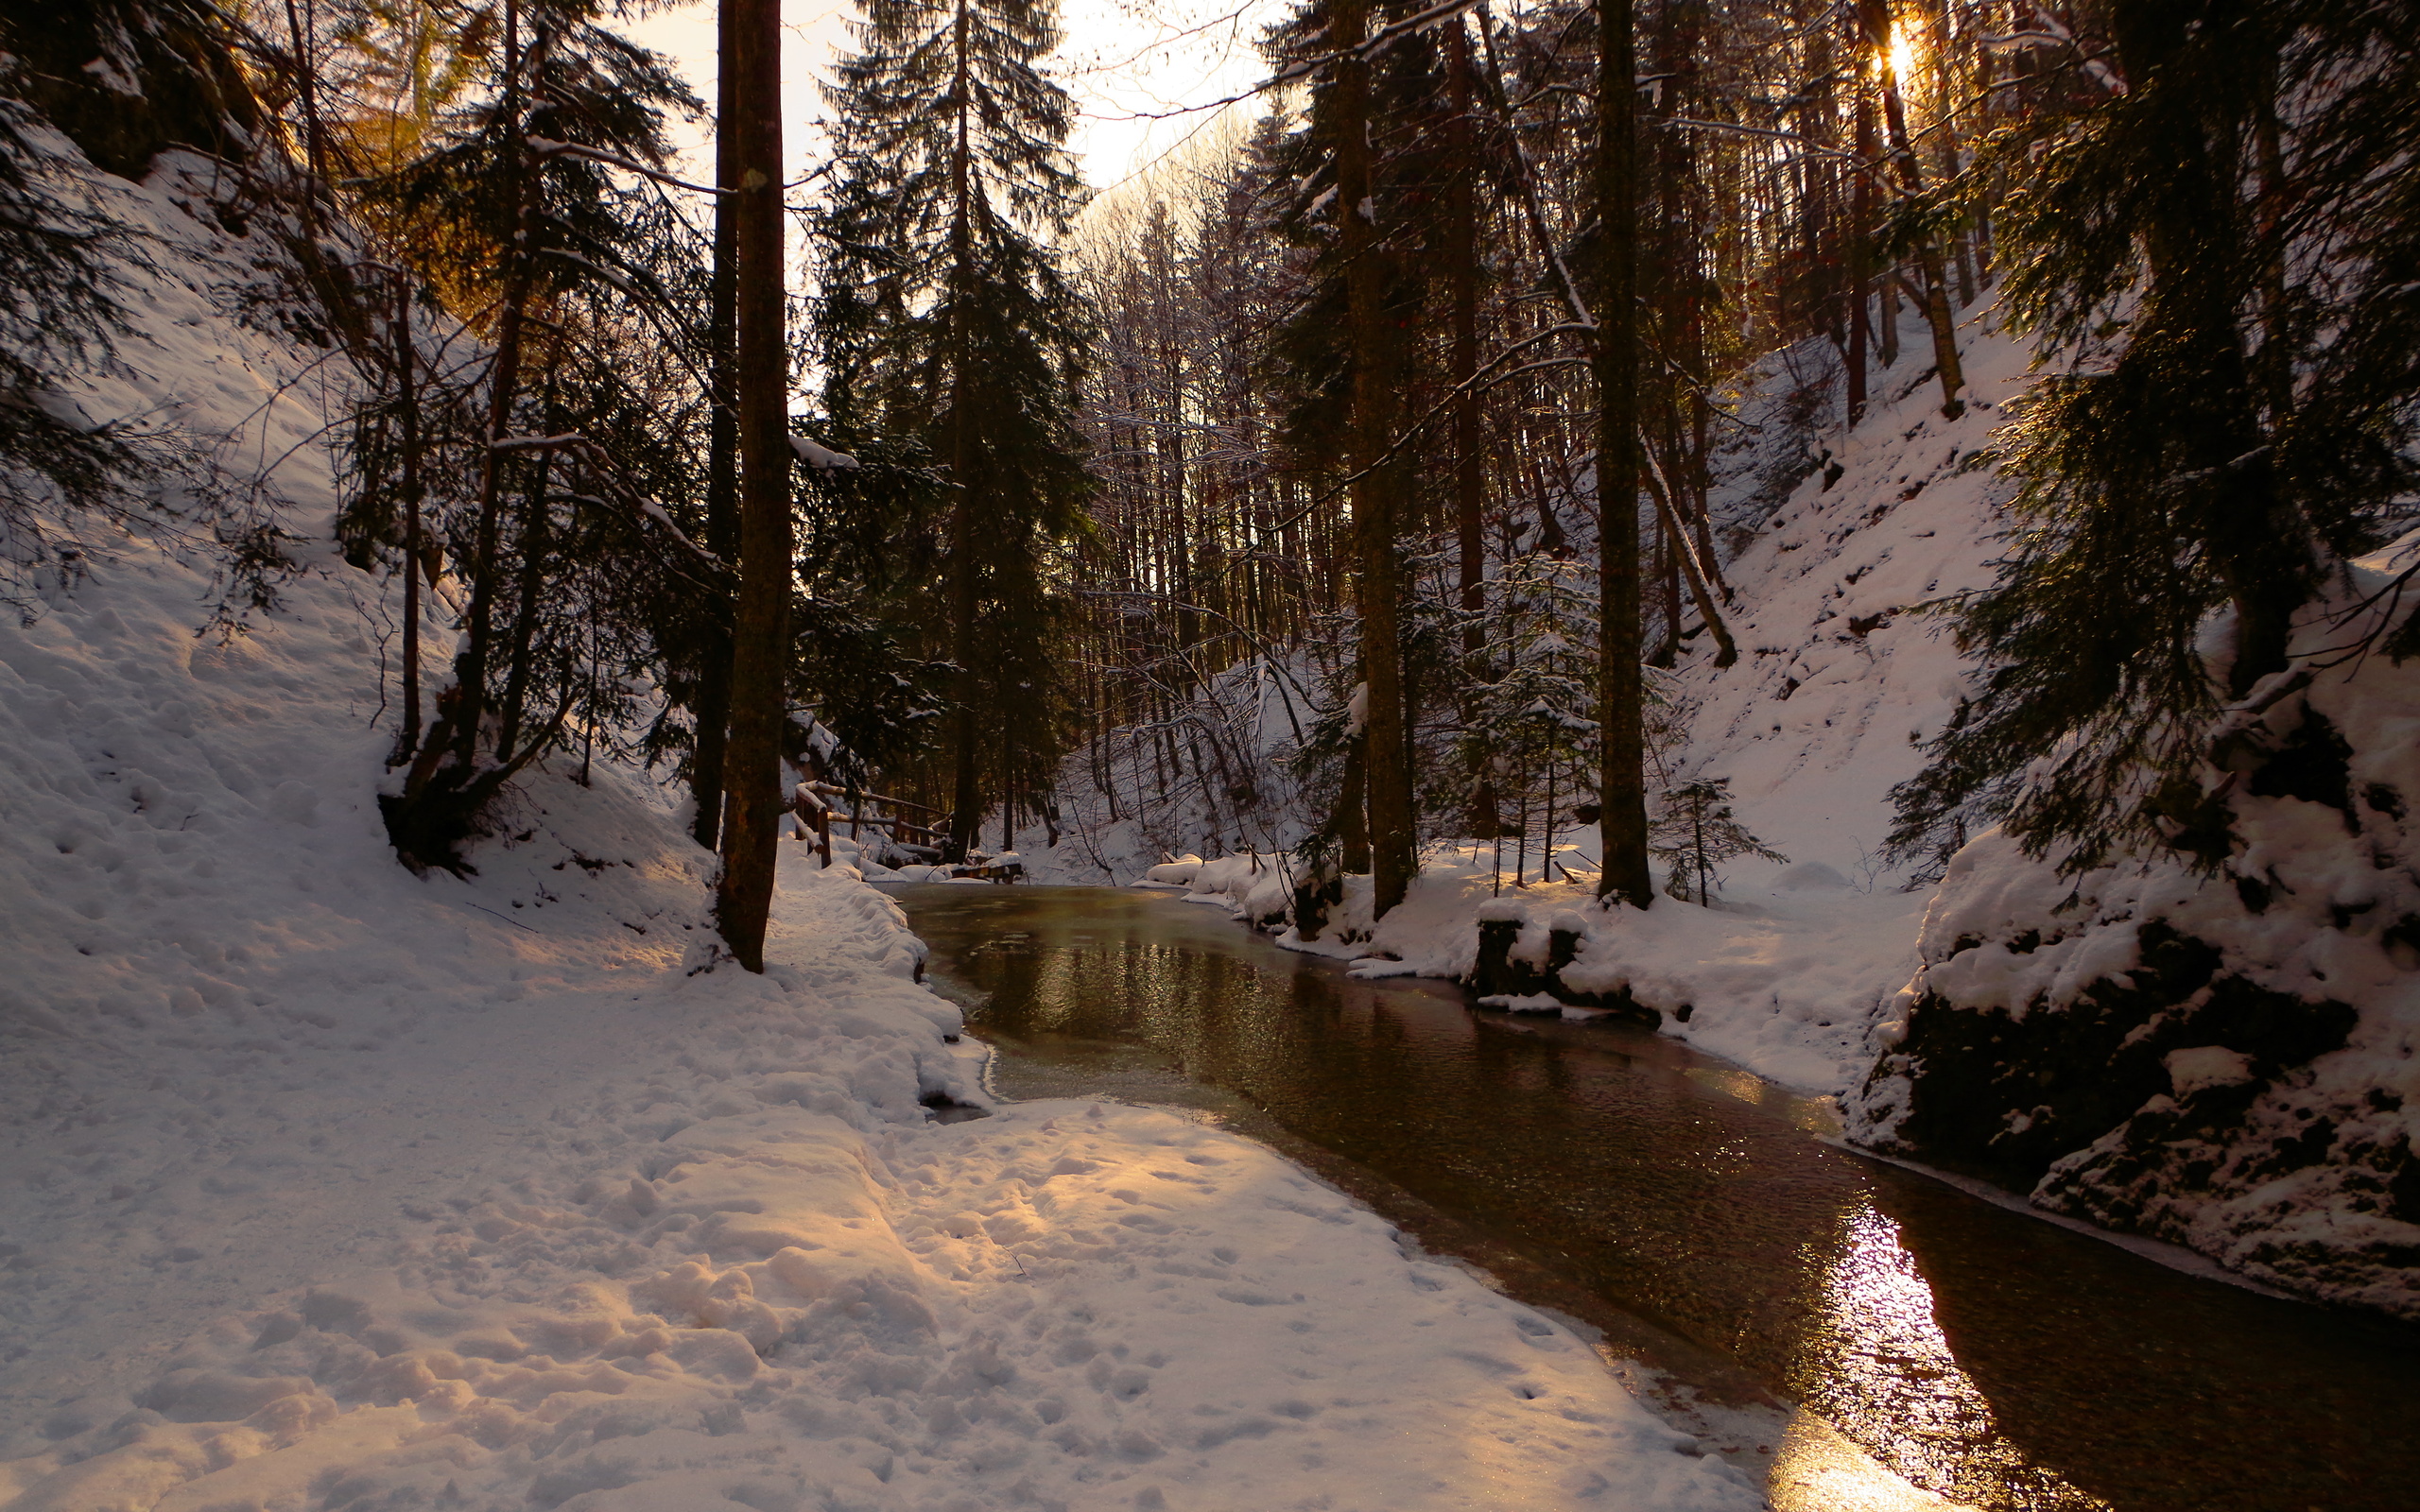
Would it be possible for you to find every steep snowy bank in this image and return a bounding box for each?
[0,130,1759,1511]
[1846,538,2420,1321]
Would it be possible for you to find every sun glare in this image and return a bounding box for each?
[1889,23,1915,83]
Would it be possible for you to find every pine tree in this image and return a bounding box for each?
[1892,0,2420,872]
[346,0,726,872]
[714,0,789,969]
[816,0,1092,863]
[1651,778,1785,904]
[1595,0,1653,907]
[1261,0,1463,916]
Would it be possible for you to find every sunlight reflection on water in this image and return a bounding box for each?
[901,885,2420,1512]
[1799,1201,2106,1511]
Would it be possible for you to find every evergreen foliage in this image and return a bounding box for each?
[815,0,1093,859]
[337,0,724,870]
[1651,777,1785,904]
[1891,0,2420,874]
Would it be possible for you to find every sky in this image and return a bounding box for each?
[621,0,1286,202]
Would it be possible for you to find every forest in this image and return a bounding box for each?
[9,0,2413,969]
[8,0,2420,1505]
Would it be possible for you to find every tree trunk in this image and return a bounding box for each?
[1335,0,1415,916]
[1338,726,1372,874]
[392,275,424,763]
[1449,20,1483,662]
[1865,0,1964,418]
[944,0,985,865]
[452,0,530,773]
[691,23,741,851]
[1448,19,1498,845]
[1596,0,1652,907]
[713,0,790,971]
[1848,78,1877,425]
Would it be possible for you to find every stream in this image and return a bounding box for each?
[890,883,2420,1512]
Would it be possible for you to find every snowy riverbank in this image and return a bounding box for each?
[0,551,1761,1511]
[0,139,1768,1509]
[1138,845,1922,1099]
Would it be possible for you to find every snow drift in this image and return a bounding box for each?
[1848,534,2420,1320]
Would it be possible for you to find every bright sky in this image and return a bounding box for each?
[622,0,1286,200]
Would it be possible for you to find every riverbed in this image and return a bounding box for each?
[891,884,2420,1512]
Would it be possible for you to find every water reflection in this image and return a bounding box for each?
[895,885,2420,1512]
[1797,1202,2101,1508]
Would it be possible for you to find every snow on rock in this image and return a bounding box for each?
[1846,539,2420,1319]
[0,127,1758,1512]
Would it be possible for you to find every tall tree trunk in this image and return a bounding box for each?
[392,274,424,763]
[1338,726,1372,874]
[691,26,741,851]
[1335,0,1415,915]
[452,0,530,773]
[945,0,985,865]
[1448,19,1497,842]
[496,373,557,761]
[714,0,790,970]
[1596,0,1652,907]
[1449,21,1483,661]
[1848,77,1877,424]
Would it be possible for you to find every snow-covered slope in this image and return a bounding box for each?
[1847,538,2420,1320]
[0,126,1764,1511]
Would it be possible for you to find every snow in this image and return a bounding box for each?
[1162,840,1925,1095]
[789,435,860,470]
[0,128,1760,1511]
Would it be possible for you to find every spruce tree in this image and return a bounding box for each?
[1595,0,1653,907]
[1892,0,2420,872]
[346,0,726,871]
[714,0,789,969]
[1260,0,1459,917]
[816,0,1092,863]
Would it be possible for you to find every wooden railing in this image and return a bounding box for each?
[790,781,948,868]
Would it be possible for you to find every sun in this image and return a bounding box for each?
[1889,22,1916,82]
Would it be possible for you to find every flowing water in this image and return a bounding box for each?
[890,884,2420,1512]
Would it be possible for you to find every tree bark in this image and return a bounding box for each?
[452,0,529,773]
[944,0,985,865]
[1447,19,1498,842]
[1864,0,1964,418]
[1848,77,1877,424]
[691,21,741,851]
[1335,0,1415,916]
[392,274,424,763]
[714,0,790,970]
[1596,0,1653,908]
